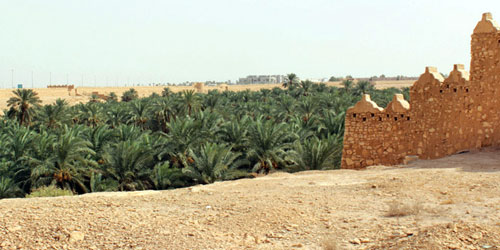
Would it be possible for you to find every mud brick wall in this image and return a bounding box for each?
[341,13,500,169]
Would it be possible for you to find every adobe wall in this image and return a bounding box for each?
[341,13,500,169]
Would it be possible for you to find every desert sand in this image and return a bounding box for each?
[0,147,498,249]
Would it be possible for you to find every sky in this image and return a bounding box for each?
[0,0,499,88]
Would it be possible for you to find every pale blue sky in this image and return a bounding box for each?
[0,0,499,87]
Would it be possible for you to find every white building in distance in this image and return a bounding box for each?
[238,75,284,84]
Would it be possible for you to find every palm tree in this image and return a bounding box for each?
[107,92,118,102]
[341,79,354,93]
[76,103,103,127]
[104,138,154,191]
[183,143,242,184]
[106,105,128,128]
[152,97,176,132]
[152,162,188,190]
[247,118,297,173]
[149,92,160,99]
[181,90,200,116]
[0,177,22,199]
[38,99,68,129]
[4,125,35,164]
[163,117,203,167]
[284,73,298,89]
[54,98,69,110]
[315,83,328,92]
[30,127,96,193]
[121,88,139,102]
[318,110,345,137]
[260,89,271,101]
[194,110,222,139]
[18,130,56,191]
[299,80,313,95]
[297,97,318,123]
[270,86,282,94]
[161,87,173,97]
[288,135,342,171]
[3,126,36,191]
[203,92,220,112]
[218,116,249,152]
[116,124,142,142]
[354,80,375,95]
[89,94,101,103]
[7,89,42,126]
[128,100,151,129]
[276,95,296,122]
[84,125,116,165]
[283,73,299,89]
[89,172,118,192]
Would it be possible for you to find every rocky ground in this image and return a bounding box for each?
[1,148,499,250]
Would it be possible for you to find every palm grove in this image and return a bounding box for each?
[0,74,409,198]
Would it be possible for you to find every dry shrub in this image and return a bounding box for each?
[322,237,341,250]
[26,185,73,198]
[385,200,422,217]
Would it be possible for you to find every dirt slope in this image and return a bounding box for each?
[1,148,499,250]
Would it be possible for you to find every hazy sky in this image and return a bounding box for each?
[0,0,499,87]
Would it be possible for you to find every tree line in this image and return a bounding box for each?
[0,74,409,198]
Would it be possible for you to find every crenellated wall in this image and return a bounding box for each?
[341,13,500,169]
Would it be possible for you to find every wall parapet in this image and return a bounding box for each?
[386,94,409,113]
[347,94,383,114]
[473,12,500,34]
[342,93,412,169]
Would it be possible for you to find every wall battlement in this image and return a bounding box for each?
[341,13,500,169]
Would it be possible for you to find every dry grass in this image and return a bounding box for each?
[385,200,423,217]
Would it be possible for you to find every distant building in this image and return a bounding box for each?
[356,76,418,81]
[204,80,231,86]
[238,75,284,84]
[302,78,329,83]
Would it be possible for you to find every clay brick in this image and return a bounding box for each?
[341,13,500,169]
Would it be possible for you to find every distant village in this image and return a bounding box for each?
[3,74,418,89]
[154,74,418,88]
[183,74,418,87]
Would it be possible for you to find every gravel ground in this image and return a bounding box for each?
[1,149,499,250]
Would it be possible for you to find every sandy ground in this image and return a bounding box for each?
[0,80,414,113]
[0,147,498,249]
